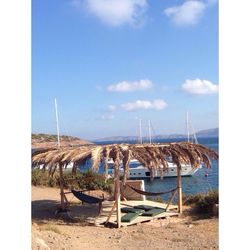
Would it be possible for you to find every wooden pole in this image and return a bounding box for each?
[177,165,183,214]
[166,188,178,211]
[59,163,65,209]
[105,200,117,225]
[114,163,121,228]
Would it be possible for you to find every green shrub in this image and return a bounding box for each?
[32,169,51,186]
[48,177,57,187]
[31,169,112,193]
[183,193,204,205]
[183,190,218,214]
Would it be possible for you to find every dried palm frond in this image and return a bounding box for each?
[32,142,218,179]
[130,146,151,168]
[70,150,92,163]
[120,145,131,184]
[102,145,112,179]
[91,146,104,171]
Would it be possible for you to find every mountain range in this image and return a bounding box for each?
[93,128,218,143]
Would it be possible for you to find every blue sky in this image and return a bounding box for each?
[32,0,218,140]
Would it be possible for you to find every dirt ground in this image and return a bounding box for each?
[32,186,218,250]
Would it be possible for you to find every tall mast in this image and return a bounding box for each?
[186,111,190,142]
[54,98,60,148]
[139,119,142,144]
[148,120,152,144]
[190,121,198,144]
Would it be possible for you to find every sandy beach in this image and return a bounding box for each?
[32,186,218,250]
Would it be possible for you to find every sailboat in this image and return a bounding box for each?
[108,114,202,178]
[54,98,75,171]
[36,99,74,170]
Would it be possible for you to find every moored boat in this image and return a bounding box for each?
[107,159,201,178]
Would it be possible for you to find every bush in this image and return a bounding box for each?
[183,190,218,214]
[48,177,57,187]
[31,169,113,193]
[32,169,52,186]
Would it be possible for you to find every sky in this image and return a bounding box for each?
[32,0,218,140]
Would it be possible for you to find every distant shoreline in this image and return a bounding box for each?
[93,128,219,143]
[94,136,219,145]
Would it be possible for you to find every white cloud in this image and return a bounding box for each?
[164,0,208,26]
[182,78,218,95]
[100,114,115,120]
[108,105,116,112]
[107,79,153,92]
[121,99,167,111]
[74,0,147,27]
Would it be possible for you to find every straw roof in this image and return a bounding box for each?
[32,142,218,182]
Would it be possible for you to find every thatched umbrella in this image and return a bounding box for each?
[32,142,217,173]
[32,142,218,227]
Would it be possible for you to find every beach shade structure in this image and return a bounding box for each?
[32,142,218,228]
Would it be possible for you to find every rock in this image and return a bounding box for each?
[33,222,38,227]
[36,238,50,250]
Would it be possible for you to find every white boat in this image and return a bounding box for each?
[107,159,201,178]
[107,113,202,179]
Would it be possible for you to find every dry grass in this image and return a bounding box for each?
[40,223,61,234]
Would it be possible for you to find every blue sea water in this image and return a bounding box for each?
[94,137,219,201]
[145,137,218,201]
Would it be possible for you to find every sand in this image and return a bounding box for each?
[32,186,218,250]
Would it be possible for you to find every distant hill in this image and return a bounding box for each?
[93,128,218,143]
[32,133,93,149]
[196,128,218,138]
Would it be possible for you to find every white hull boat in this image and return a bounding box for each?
[107,159,202,178]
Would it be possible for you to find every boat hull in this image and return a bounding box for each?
[108,163,201,179]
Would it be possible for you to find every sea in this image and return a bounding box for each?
[94,137,219,202]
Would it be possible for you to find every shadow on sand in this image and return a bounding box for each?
[32,199,101,226]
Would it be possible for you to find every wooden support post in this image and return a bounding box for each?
[166,188,178,211]
[63,192,69,205]
[177,165,183,214]
[59,164,65,209]
[105,200,117,224]
[114,164,121,228]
